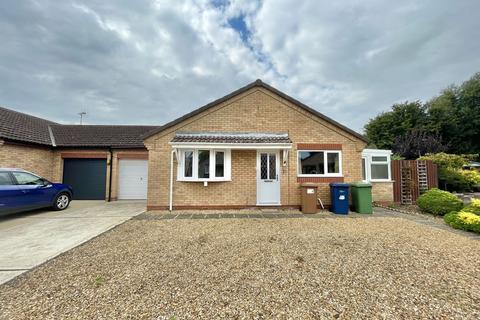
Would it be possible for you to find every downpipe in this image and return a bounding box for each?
[108,148,113,202]
[169,149,175,211]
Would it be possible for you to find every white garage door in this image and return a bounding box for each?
[118,159,148,199]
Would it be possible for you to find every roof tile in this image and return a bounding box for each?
[171,132,292,144]
[0,107,56,145]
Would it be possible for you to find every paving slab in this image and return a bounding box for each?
[0,200,145,284]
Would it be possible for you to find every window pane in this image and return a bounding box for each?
[12,172,43,185]
[372,156,388,162]
[184,151,193,177]
[327,153,339,173]
[362,158,366,180]
[260,153,268,179]
[198,150,210,178]
[0,172,13,185]
[215,151,224,178]
[299,151,324,175]
[269,153,276,180]
[371,164,389,179]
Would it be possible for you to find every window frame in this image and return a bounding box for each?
[362,150,392,182]
[177,149,231,182]
[297,150,343,178]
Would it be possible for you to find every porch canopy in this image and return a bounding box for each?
[169,132,292,149]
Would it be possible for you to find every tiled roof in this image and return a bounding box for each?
[50,125,159,148]
[0,106,57,145]
[0,107,159,148]
[171,132,292,144]
[143,79,368,143]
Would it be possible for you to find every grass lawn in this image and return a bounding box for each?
[1,215,479,319]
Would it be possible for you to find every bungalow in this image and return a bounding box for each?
[142,80,393,210]
[0,80,394,210]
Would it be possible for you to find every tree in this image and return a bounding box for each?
[364,72,480,155]
[364,101,426,149]
[392,129,447,159]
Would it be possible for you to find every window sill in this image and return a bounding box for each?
[369,179,392,183]
[177,178,232,182]
[297,176,344,183]
[297,174,343,178]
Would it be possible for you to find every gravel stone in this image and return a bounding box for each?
[1,216,479,319]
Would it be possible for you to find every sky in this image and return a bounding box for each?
[0,0,479,132]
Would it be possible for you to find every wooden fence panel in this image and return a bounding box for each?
[392,160,401,203]
[391,160,438,204]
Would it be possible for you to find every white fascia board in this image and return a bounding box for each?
[169,142,292,150]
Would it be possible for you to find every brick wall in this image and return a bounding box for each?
[145,87,367,210]
[371,182,394,204]
[0,140,55,181]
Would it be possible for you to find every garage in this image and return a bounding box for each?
[118,159,148,199]
[63,158,107,200]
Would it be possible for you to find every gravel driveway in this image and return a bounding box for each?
[1,215,479,319]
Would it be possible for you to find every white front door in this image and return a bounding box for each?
[118,159,148,199]
[256,150,280,205]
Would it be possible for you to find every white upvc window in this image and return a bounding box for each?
[177,149,231,181]
[297,150,343,177]
[362,149,392,182]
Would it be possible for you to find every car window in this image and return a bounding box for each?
[12,172,44,185]
[0,172,14,185]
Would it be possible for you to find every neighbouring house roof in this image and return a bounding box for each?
[50,125,160,148]
[171,132,292,144]
[0,106,57,146]
[0,106,159,148]
[142,79,368,143]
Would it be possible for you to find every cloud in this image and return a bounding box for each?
[0,0,479,131]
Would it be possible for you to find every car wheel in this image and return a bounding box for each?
[53,193,70,211]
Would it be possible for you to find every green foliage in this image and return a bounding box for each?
[418,153,480,191]
[444,211,480,234]
[419,152,474,169]
[364,101,426,150]
[364,72,480,156]
[94,276,106,287]
[463,199,480,215]
[417,188,463,216]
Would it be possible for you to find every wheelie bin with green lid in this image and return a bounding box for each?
[350,182,373,214]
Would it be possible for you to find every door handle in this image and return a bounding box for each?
[21,190,28,193]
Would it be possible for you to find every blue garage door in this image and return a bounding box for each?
[63,158,107,200]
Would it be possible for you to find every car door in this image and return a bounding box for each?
[11,171,56,210]
[0,171,22,215]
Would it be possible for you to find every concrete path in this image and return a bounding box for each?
[0,200,145,284]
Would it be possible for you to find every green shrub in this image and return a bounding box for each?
[419,153,476,169]
[444,210,480,234]
[419,153,480,192]
[463,198,480,215]
[417,188,463,215]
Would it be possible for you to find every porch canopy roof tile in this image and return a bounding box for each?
[170,132,292,149]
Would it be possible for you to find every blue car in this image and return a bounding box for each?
[0,168,73,216]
